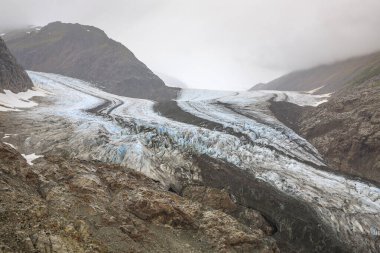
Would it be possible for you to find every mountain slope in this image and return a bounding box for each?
[269,75,380,184]
[251,51,380,94]
[3,22,176,100]
[0,37,33,93]
[298,76,380,183]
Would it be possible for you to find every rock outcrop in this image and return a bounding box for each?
[261,49,380,184]
[4,22,177,101]
[298,76,380,183]
[0,142,278,253]
[270,76,380,184]
[0,37,33,93]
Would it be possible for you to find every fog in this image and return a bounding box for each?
[1,0,380,90]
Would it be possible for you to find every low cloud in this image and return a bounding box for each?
[1,0,380,90]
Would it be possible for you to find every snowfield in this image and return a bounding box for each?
[1,71,378,252]
[22,153,44,165]
[0,88,48,111]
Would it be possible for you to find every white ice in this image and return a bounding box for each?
[2,134,11,139]
[0,88,48,111]
[22,153,43,165]
[179,88,331,107]
[3,142,17,150]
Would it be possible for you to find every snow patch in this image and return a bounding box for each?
[269,90,331,106]
[306,85,325,94]
[3,142,16,150]
[0,88,48,111]
[2,133,17,139]
[3,134,11,139]
[22,153,43,165]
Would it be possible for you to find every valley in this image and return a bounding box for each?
[1,71,379,252]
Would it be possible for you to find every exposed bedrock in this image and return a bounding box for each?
[270,76,380,185]
[191,155,349,253]
[0,37,33,93]
[0,143,279,253]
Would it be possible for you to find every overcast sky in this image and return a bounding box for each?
[1,0,380,90]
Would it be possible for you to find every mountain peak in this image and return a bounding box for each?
[42,21,109,38]
[4,22,177,101]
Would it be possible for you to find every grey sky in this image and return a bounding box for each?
[1,0,380,90]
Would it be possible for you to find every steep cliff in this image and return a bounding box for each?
[0,37,33,93]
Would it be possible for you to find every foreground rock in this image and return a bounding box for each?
[0,142,278,252]
[0,37,33,93]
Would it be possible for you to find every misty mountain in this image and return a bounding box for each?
[246,35,380,184]
[156,72,188,88]
[0,37,33,93]
[251,51,380,94]
[3,21,177,100]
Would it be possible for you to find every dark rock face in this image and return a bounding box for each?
[251,51,380,94]
[195,155,349,253]
[0,143,278,253]
[298,76,380,184]
[4,22,177,100]
[270,76,380,184]
[262,50,380,184]
[0,37,33,93]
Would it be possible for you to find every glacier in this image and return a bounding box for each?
[0,71,378,252]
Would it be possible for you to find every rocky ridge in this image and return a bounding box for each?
[0,37,33,93]
[270,76,380,184]
[298,76,380,183]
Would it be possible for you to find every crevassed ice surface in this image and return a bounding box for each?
[21,71,380,251]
